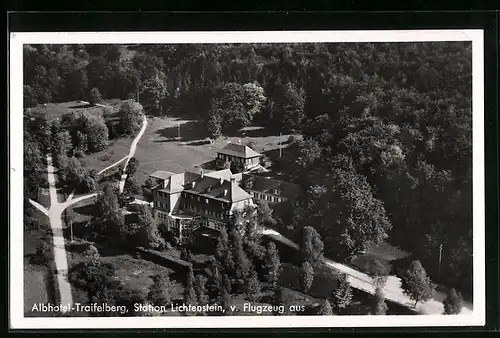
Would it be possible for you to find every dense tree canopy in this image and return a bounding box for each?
[24,42,472,294]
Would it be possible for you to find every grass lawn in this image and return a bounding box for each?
[134,116,301,186]
[29,99,121,118]
[79,137,133,173]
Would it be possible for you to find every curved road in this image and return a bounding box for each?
[260,228,473,315]
[119,115,148,193]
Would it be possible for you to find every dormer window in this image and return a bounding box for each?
[273,189,280,195]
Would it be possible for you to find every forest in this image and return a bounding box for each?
[23,42,473,295]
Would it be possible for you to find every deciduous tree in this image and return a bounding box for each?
[89,87,103,105]
[52,131,73,157]
[400,260,436,307]
[118,100,144,136]
[124,176,141,195]
[126,157,139,177]
[443,288,463,315]
[300,226,324,263]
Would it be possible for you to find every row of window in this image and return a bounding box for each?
[250,191,285,203]
[204,219,224,231]
[156,190,168,198]
[157,211,170,220]
[185,193,229,208]
[155,201,168,209]
[218,154,253,164]
[184,203,226,220]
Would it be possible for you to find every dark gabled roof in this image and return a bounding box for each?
[217,142,261,159]
[242,174,300,200]
[183,175,252,203]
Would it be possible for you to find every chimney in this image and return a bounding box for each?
[238,139,241,144]
[191,181,196,188]
[220,177,224,185]
[200,168,204,178]
[224,189,228,196]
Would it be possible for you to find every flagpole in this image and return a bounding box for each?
[279,133,283,158]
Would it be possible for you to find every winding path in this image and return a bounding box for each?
[41,155,97,311]
[26,112,148,312]
[118,115,148,193]
[260,228,473,315]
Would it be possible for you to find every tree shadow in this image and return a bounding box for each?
[93,239,130,257]
[184,139,212,146]
[68,103,93,109]
[73,203,99,218]
[62,220,93,241]
[66,241,92,254]
[155,120,208,143]
[224,125,283,139]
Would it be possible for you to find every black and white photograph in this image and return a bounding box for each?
[10,30,485,329]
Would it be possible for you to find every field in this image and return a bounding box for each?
[24,213,57,317]
[134,116,300,186]
[29,99,122,118]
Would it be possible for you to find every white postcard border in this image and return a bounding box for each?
[9,29,485,329]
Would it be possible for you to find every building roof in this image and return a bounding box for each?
[150,170,175,180]
[241,174,300,200]
[217,142,261,159]
[160,172,200,194]
[183,175,252,203]
[204,169,234,181]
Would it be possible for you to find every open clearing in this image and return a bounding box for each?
[29,99,123,118]
[28,100,134,173]
[134,116,300,186]
[79,137,134,173]
[24,213,56,316]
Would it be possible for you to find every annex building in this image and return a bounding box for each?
[215,142,261,170]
